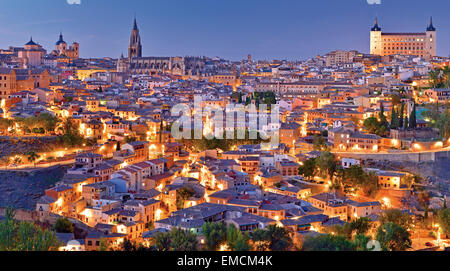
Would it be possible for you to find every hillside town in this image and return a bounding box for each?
[0,17,449,252]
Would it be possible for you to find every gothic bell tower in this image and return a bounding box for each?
[128,17,142,59]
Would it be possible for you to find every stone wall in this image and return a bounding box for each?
[336,150,450,163]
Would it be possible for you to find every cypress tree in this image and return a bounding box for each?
[404,117,409,130]
[390,107,399,129]
[409,103,417,129]
[159,119,163,143]
[399,103,404,129]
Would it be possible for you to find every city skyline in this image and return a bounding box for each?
[0,0,449,60]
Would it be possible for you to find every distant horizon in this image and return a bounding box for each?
[0,0,449,60]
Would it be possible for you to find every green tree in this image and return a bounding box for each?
[363,117,387,136]
[437,208,450,237]
[379,102,388,127]
[251,228,270,251]
[350,217,372,235]
[0,207,60,251]
[202,222,227,251]
[176,187,195,210]
[60,118,84,147]
[226,225,251,251]
[379,209,413,229]
[403,116,409,130]
[153,232,172,251]
[13,156,22,166]
[313,135,328,151]
[316,151,338,180]
[352,234,371,251]
[376,222,411,251]
[298,158,317,180]
[26,151,40,168]
[251,225,291,251]
[409,103,417,129]
[302,234,355,251]
[169,227,198,251]
[54,217,74,233]
[435,109,450,139]
[390,107,399,129]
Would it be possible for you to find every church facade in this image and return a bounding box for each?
[117,18,206,76]
[370,18,436,60]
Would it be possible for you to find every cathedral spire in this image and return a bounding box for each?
[133,16,138,30]
[129,16,142,59]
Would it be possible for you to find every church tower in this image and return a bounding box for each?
[128,17,142,59]
[370,18,382,56]
[425,17,437,60]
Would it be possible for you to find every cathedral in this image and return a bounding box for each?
[117,17,206,76]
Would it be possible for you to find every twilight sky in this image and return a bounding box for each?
[0,0,449,60]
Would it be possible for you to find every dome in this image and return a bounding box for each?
[25,37,38,46]
[56,33,67,45]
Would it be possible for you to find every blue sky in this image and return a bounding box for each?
[0,0,449,60]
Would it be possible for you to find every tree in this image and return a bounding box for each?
[353,234,372,251]
[409,103,417,129]
[313,135,328,151]
[379,102,388,127]
[153,232,172,251]
[0,207,60,251]
[0,118,13,134]
[169,228,198,251]
[429,68,442,88]
[403,116,409,130]
[251,228,271,251]
[435,109,450,139]
[176,187,195,210]
[251,225,291,251]
[437,209,450,237]
[376,222,411,251]
[418,191,431,219]
[202,222,227,251]
[54,217,74,233]
[379,209,412,229]
[316,152,338,180]
[363,117,387,137]
[13,156,22,166]
[390,107,399,129]
[266,224,292,251]
[26,151,40,168]
[159,119,163,143]
[350,217,372,235]
[298,158,317,180]
[226,225,251,251]
[60,118,84,147]
[302,234,355,251]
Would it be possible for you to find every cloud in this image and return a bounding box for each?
[67,0,81,5]
[366,0,381,4]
